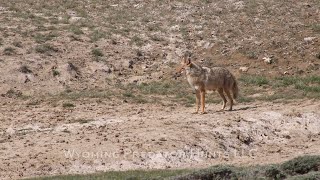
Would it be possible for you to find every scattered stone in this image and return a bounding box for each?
[237,132,253,145]
[233,1,245,10]
[128,60,134,69]
[304,37,316,43]
[0,6,6,11]
[6,127,15,135]
[105,67,112,73]
[69,17,83,23]
[239,66,249,72]
[142,65,148,70]
[254,41,263,46]
[263,57,273,64]
[67,62,79,73]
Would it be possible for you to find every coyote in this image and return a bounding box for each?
[175,55,239,114]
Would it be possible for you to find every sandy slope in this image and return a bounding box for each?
[0,98,319,179]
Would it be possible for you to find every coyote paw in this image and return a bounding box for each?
[200,112,207,114]
[191,111,198,114]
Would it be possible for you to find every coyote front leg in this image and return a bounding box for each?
[200,90,206,114]
[192,90,201,114]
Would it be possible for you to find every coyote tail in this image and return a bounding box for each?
[232,79,239,99]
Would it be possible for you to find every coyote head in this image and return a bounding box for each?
[175,55,192,75]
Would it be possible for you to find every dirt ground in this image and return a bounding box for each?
[0,97,319,179]
[0,0,319,179]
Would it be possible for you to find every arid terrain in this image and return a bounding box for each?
[0,0,319,179]
[1,98,320,179]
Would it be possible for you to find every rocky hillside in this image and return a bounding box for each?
[0,0,319,96]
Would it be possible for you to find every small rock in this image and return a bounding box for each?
[105,67,112,73]
[239,66,249,72]
[263,57,273,64]
[67,62,78,72]
[304,37,316,42]
[128,60,134,69]
[254,41,263,46]
[142,65,148,70]
[69,17,83,23]
[6,127,15,135]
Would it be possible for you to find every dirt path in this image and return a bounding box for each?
[0,98,320,179]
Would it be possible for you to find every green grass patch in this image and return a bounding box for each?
[240,75,320,101]
[35,43,58,54]
[281,155,320,175]
[91,48,104,57]
[239,75,269,86]
[29,169,190,180]
[274,76,320,94]
[312,24,320,33]
[52,69,60,77]
[58,89,113,100]
[90,30,107,42]
[27,155,320,180]
[69,25,84,35]
[237,95,254,103]
[62,102,75,108]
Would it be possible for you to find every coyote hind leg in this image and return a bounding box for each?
[218,88,227,111]
[200,90,206,114]
[224,88,234,111]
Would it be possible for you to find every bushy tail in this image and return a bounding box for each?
[232,79,239,99]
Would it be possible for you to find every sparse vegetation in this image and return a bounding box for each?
[312,24,320,33]
[33,32,58,43]
[52,69,60,77]
[19,65,32,74]
[91,48,104,57]
[62,102,75,108]
[90,30,107,42]
[4,89,23,98]
[3,47,16,55]
[70,118,94,124]
[130,35,144,46]
[69,25,84,35]
[35,43,58,54]
[12,41,22,48]
[246,51,258,59]
[58,89,112,100]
